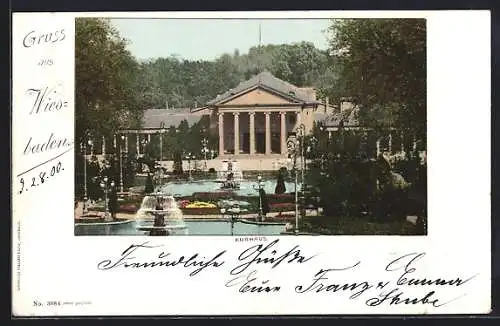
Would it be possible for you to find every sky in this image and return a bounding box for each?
[110,18,331,61]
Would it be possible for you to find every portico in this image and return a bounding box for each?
[205,71,320,158]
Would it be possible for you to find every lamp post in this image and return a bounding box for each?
[287,130,303,234]
[201,138,209,172]
[306,136,318,173]
[221,204,241,236]
[119,135,125,193]
[185,152,195,180]
[253,175,265,221]
[141,139,149,157]
[82,138,93,214]
[99,176,115,221]
[160,123,166,166]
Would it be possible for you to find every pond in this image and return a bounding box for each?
[157,180,298,197]
[74,219,287,236]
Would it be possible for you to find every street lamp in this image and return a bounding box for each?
[306,135,318,172]
[185,152,195,180]
[220,204,241,236]
[160,122,166,165]
[253,175,265,221]
[141,139,149,156]
[287,132,301,234]
[83,138,93,214]
[99,176,115,221]
[201,138,209,172]
[119,135,125,193]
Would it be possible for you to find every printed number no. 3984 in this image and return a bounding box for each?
[38,59,53,66]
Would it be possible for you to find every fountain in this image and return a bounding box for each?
[217,159,244,190]
[135,192,188,236]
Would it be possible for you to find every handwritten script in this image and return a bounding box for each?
[96,240,478,309]
[15,28,73,194]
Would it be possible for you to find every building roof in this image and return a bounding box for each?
[207,70,320,105]
[141,108,205,129]
[322,107,360,128]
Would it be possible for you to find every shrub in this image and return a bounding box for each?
[275,170,286,194]
[181,207,220,215]
[144,173,154,194]
[118,203,139,213]
[269,203,295,212]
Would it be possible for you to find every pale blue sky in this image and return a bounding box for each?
[110,18,331,61]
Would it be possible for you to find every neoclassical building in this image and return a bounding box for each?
[196,71,321,158]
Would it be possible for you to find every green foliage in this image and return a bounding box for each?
[275,170,286,194]
[134,42,334,109]
[75,18,143,144]
[325,18,426,137]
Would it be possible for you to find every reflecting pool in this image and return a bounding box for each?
[74,219,286,236]
[158,180,298,197]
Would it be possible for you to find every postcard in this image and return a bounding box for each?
[11,10,491,316]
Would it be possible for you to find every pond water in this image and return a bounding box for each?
[157,180,298,197]
[74,219,286,236]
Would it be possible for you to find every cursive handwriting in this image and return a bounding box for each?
[295,265,372,299]
[230,239,315,275]
[385,253,478,287]
[23,29,66,48]
[97,242,226,276]
[23,133,72,156]
[18,160,64,194]
[225,270,281,293]
[365,288,464,307]
[26,84,68,115]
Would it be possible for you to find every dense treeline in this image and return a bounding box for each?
[136,42,338,109]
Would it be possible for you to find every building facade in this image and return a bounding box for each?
[198,71,321,158]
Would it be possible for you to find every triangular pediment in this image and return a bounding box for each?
[207,71,317,107]
[219,85,300,106]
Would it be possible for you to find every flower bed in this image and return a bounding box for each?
[185,201,217,208]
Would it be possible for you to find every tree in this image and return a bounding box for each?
[75,18,143,146]
[325,19,426,139]
[173,150,183,175]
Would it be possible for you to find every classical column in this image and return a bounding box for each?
[388,132,392,153]
[136,132,140,154]
[295,111,302,131]
[280,112,286,154]
[265,112,271,155]
[147,133,151,143]
[249,112,255,155]
[218,112,224,156]
[413,134,417,152]
[113,135,117,151]
[376,139,381,157]
[400,132,405,154]
[102,136,106,155]
[233,112,239,155]
[124,134,129,152]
